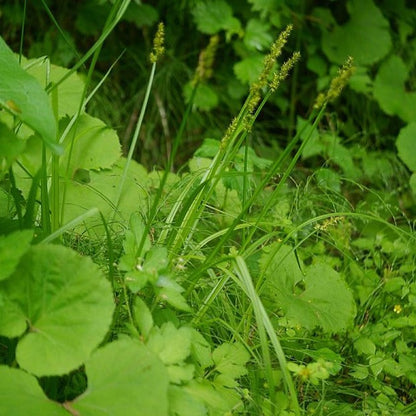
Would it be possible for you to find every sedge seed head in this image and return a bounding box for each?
[150,22,165,63]
[313,56,355,109]
[193,35,220,85]
[269,51,300,92]
[248,25,294,114]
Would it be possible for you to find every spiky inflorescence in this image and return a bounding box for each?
[193,35,220,85]
[269,51,301,92]
[247,24,293,114]
[150,22,165,64]
[314,56,355,109]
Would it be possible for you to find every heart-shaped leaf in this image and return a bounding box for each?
[0,244,114,376]
[70,339,169,416]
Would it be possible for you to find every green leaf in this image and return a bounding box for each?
[321,0,391,65]
[71,339,169,416]
[0,229,32,281]
[133,296,154,339]
[123,3,159,28]
[156,275,191,312]
[0,122,26,174]
[0,366,67,415]
[192,0,240,35]
[191,330,214,371]
[0,37,59,153]
[184,82,219,112]
[262,246,356,332]
[169,385,207,416]
[233,54,264,85]
[147,322,192,365]
[60,114,121,176]
[396,122,416,171]
[168,363,195,384]
[0,244,114,376]
[61,157,148,235]
[373,56,416,123]
[410,173,416,195]
[185,379,242,414]
[212,342,249,387]
[22,56,85,118]
[244,19,273,51]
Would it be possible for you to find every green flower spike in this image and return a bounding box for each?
[150,22,165,64]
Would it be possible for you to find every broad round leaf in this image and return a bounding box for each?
[262,245,356,332]
[23,56,85,119]
[59,114,122,176]
[192,0,236,34]
[71,339,169,416]
[373,56,416,122]
[0,37,59,153]
[0,229,32,281]
[0,244,114,376]
[0,366,67,415]
[321,0,391,65]
[62,157,148,235]
[396,122,416,172]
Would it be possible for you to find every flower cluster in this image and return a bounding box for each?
[150,22,165,64]
[314,56,355,109]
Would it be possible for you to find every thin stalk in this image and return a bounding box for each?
[141,83,199,256]
[8,167,23,227]
[186,106,325,290]
[40,145,51,235]
[61,1,125,223]
[18,0,27,64]
[234,255,301,416]
[45,0,131,93]
[112,62,157,220]
[241,104,327,251]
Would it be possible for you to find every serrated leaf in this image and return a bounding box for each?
[185,379,242,414]
[244,19,273,51]
[168,363,195,384]
[184,82,219,111]
[147,322,192,365]
[133,296,153,338]
[192,0,239,35]
[212,342,249,385]
[194,138,221,158]
[396,122,416,171]
[271,262,356,332]
[191,330,214,371]
[373,56,416,122]
[0,229,32,281]
[169,385,207,416]
[0,366,67,415]
[0,37,59,153]
[233,54,264,85]
[321,0,391,65]
[123,3,158,28]
[71,339,169,416]
[0,244,114,376]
